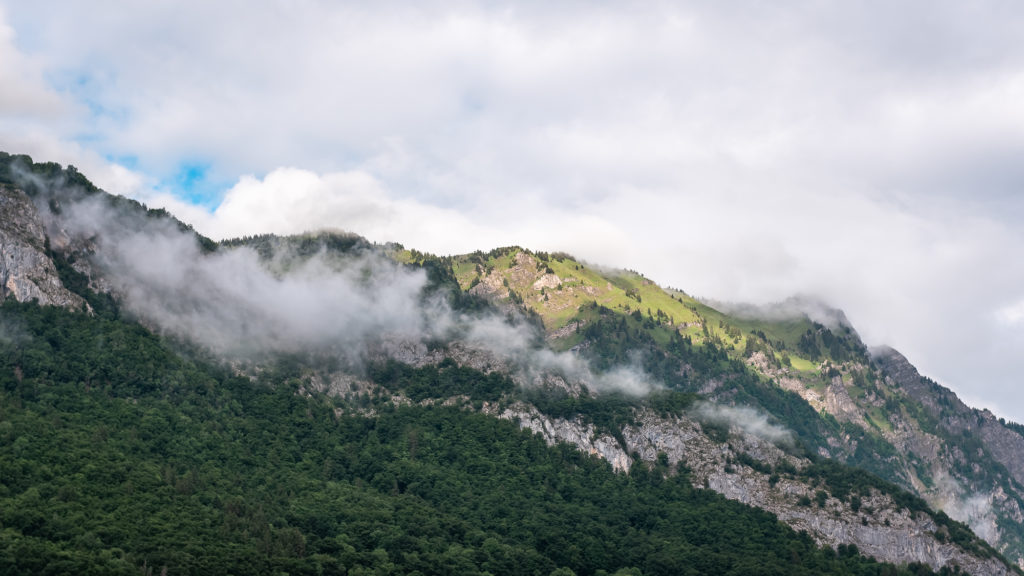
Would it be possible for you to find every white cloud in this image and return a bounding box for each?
[694,401,794,446]
[4,1,1024,420]
[159,167,634,264]
[206,168,475,248]
[0,7,63,118]
[997,300,1024,326]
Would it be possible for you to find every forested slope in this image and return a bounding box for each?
[1,152,1021,574]
[0,301,954,576]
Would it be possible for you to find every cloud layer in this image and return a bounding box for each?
[694,401,794,447]
[53,194,441,358]
[41,188,656,398]
[2,2,1024,418]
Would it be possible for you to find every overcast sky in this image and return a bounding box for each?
[1,1,1023,420]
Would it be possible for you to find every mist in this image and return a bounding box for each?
[35,185,661,397]
[701,295,854,331]
[0,313,26,345]
[49,192,444,360]
[460,313,658,396]
[693,401,795,446]
[930,472,999,545]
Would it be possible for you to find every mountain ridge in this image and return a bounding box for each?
[2,152,1023,575]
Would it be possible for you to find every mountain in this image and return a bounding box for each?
[439,246,1024,565]
[1,152,1023,575]
[445,247,1024,535]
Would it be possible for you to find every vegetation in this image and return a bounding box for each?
[442,245,1024,566]
[368,357,514,403]
[221,231,372,261]
[1,155,1018,572]
[0,300,969,576]
[0,152,100,196]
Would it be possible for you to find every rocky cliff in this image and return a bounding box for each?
[487,400,1014,576]
[742,342,1024,564]
[876,347,1024,489]
[0,185,85,310]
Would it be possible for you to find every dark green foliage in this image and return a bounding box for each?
[518,385,697,450]
[368,357,514,402]
[578,304,728,383]
[1002,418,1024,438]
[815,490,830,508]
[644,388,699,417]
[0,301,949,576]
[0,152,100,196]
[744,330,779,366]
[221,232,371,261]
[485,245,521,260]
[734,452,772,475]
[731,372,833,449]
[798,329,822,359]
[799,459,928,511]
[796,323,867,364]
[520,387,639,448]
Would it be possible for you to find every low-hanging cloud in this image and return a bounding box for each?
[703,295,854,331]
[0,314,26,345]
[461,314,658,396]
[930,471,999,545]
[51,193,444,359]
[38,185,659,397]
[693,401,794,446]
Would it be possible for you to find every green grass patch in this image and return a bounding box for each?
[866,407,894,433]
[788,356,818,373]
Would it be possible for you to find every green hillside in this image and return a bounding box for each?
[442,246,1024,564]
[0,300,956,576]
[446,247,838,371]
[2,153,1021,573]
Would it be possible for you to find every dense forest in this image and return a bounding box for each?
[0,300,964,575]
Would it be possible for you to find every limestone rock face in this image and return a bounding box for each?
[878,347,1024,489]
[531,273,562,291]
[486,401,632,473]
[489,401,1014,576]
[824,374,866,425]
[0,186,85,310]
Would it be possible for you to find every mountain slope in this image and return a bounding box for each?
[1,153,1022,575]
[1,298,972,576]
[443,245,1024,566]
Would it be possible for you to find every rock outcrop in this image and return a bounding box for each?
[488,401,1014,576]
[876,347,1024,489]
[0,186,85,310]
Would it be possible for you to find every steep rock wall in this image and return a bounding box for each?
[0,186,84,309]
[488,401,1013,576]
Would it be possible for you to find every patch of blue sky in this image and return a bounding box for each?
[163,161,232,209]
[105,154,139,171]
[51,71,127,121]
